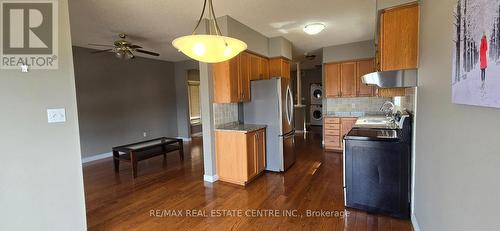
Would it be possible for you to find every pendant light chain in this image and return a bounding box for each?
[191,0,223,36]
[191,0,207,35]
[172,0,247,63]
[209,0,222,36]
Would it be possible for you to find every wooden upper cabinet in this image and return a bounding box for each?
[213,56,239,103]
[357,59,375,97]
[379,3,419,71]
[325,63,341,98]
[281,59,291,79]
[340,62,357,97]
[239,52,251,101]
[260,57,269,79]
[249,54,261,81]
[213,52,253,103]
[269,57,291,79]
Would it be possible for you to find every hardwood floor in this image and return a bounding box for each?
[83,127,413,231]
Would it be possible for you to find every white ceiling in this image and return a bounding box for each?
[69,0,376,63]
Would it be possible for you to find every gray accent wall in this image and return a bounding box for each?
[0,0,87,230]
[414,0,500,230]
[73,46,177,158]
[322,40,375,63]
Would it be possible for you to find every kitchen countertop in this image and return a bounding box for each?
[215,123,267,133]
[325,111,387,118]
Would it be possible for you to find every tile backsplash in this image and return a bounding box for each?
[399,88,416,113]
[213,103,239,126]
[325,97,393,113]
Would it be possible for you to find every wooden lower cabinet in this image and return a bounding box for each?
[216,128,266,185]
[324,117,357,151]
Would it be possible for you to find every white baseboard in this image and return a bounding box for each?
[82,152,112,163]
[177,137,192,141]
[203,174,219,183]
[411,213,421,231]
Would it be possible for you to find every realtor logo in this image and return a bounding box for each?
[1,1,58,69]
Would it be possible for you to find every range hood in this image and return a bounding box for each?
[361,69,418,88]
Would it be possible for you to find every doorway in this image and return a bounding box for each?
[187,69,202,137]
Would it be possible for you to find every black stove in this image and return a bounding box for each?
[343,113,412,219]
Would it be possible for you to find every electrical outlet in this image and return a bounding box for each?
[143,132,147,137]
[47,108,66,123]
[351,103,356,109]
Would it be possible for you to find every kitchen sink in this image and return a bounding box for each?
[353,116,398,129]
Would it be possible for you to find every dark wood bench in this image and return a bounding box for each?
[112,137,184,178]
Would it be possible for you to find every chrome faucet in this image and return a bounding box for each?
[380,101,395,116]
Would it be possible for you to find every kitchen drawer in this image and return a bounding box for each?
[324,117,340,124]
[324,123,340,130]
[324,135,341,147]
[324,129,340,136]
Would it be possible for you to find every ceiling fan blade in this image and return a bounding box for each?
[88,43,114,47]
[91,49,112,54]
[129,44,143,49]
[136,49,160,56]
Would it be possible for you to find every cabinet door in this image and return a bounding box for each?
[340,62,357,97]
[213,58,239,103]
[246,131,258,179]
[239,52,251,102]
[340,118,357,149]
[250,54,261,81]
[341,118,357,138]
[256,129,266,172]
[260,57,269,80]
[325,63,341,98]
[380,3,419,71]
[356,59,375,97]
[282,59,291,79]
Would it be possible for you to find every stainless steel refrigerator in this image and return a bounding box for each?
[243,78,295,172]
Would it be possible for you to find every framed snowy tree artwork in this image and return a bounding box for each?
[452,0,500,108]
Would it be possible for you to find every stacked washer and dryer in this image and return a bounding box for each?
[310,83,323,126]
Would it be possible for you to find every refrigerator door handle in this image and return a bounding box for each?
[285,85,293,125]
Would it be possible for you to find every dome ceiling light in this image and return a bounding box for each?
[303,23,326,35]
[172,0,247,63]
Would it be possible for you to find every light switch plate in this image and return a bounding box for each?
[47,108,66,123]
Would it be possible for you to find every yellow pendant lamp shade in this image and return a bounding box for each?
[172,0,247,63]
[172,35,247,63]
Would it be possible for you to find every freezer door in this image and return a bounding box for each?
[282,132,296,171]
[280,78,294,135]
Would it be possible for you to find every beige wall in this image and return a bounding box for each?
[73,47,178,158]
[322,40,375,63]
[0,0,87,230]
[378,0,416,10]
[269,36,293,59]
[414,0,500,230]
[224,16,269,57]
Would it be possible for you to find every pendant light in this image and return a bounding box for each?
[172,0,247,63]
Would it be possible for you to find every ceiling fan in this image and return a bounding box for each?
[89,33,160,59]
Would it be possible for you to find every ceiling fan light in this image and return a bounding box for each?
[115,51,125,59]
[172,35,247,63]
[125,50,135,59]
[303,23,325,35]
